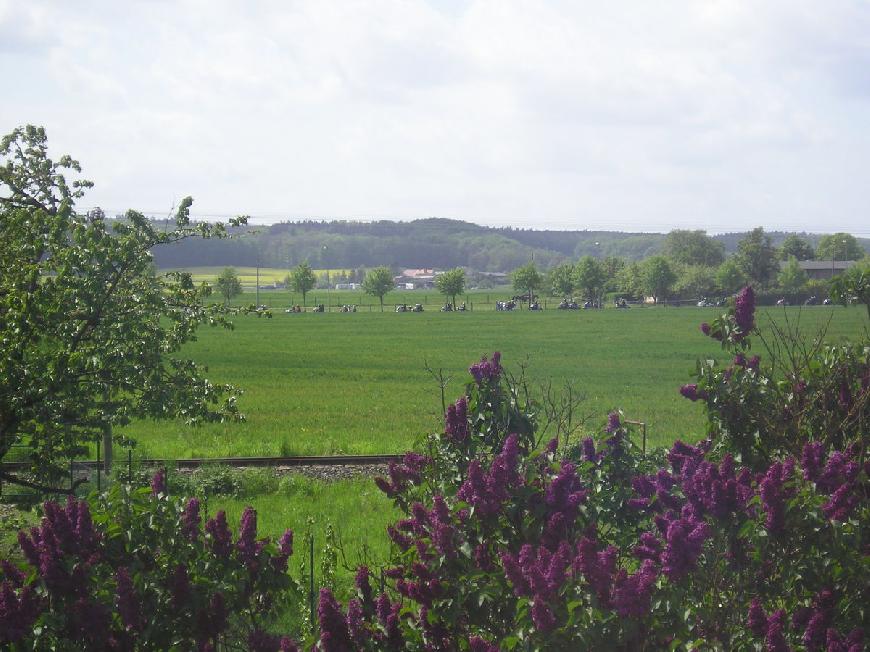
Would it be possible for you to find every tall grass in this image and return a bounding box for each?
[120,306,866,459]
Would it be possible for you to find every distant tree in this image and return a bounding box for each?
[289,261,317,305]
[736,227,778,289]
[779,235,815,261]
[216,267,243,305]
[511,262,543,307]
[663,230,725,267]
[574,256,606,304]
[830,260,870,319]
[617,262,644,299]
[815,233,864,262]
[674,265,718,300]
[548,263,576,297]
[777,256,809,295]
[715,259,749,295]
[362,266,395,311]
[436,268,466,308]
[641,256,677,304]
[0,126,243,491]
[600,256,626,292]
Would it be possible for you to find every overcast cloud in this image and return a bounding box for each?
[1,0,868,234]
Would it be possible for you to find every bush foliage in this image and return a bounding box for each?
[1,287,867,650]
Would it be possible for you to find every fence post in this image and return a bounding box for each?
[309,535,316,632]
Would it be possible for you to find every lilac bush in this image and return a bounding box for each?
[0,479,300,650]
[321,347,867,650]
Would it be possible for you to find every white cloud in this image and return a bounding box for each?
[1,0,868,234]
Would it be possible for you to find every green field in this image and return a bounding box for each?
[167,266,353,288]
[120,306,866,460]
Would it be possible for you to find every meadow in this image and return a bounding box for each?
[121,302,866,460]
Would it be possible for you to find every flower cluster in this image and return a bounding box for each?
[456,434,523,517]
[1,473,299,651]
[444,395,469,442]
[469,351,502,385]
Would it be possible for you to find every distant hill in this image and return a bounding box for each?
[150,218,868,272]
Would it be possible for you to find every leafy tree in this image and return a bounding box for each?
[736,227,778,288]
[816,233,864,262]
[574,256,605,303]
[600,256,626,292]
[715,258,748,295]
[779,235,815,261]
[548,263,576,297]
[289,261,317,305]
[362,266,395,311]
[0,126,244,491]
[830,260,870,319]
[435,268,466,308]
[511,262,543,307]
[641,256,677,304]
[216,267,242,305]
[674,265,718,299]
[662,229,725,266]
[616,262,644,299]
[777,256,809,295]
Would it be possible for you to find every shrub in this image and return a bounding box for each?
[0,473,300,650]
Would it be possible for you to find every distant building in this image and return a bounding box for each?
[335,283,362,290]
[780,260,855,281]
[394,268,437,289]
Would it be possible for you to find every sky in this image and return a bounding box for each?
[2,1,869,235]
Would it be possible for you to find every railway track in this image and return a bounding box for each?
[1,454,405,472]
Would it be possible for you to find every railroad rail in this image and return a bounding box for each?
[1,454,405,472]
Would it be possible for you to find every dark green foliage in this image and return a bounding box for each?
[0,126,244,490]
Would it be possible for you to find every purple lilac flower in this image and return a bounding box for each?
[765,609,791,652]
[611,559,657,618]
[531,599,556,632]
[823,484,859,522]
[445,396,469,441]
[0,582,41,644]
[272,528,294,573]
[353,565,372,611]
[181,497,201,541]
[469,352,502,384]
[205,511,233,558]
[469,636,500,652]
[150,467,167,495]
[680,384,707,402]
[318,588,353,651]
[700,322,711,335]
[236,506,259,569]
[734,285,755,337]
[574,537,617,607]
[1,561,25,588]
[457,435,522,518]
[660,515,709,580]
[748,598,768,637]
[759,461,793,534]
[581,437,599,463]
[169,564,190,608]
[748,355,760,370]
[802,443,825,483]
[115,567,140,631]
[346,598,368,645]
[606,411,621,433]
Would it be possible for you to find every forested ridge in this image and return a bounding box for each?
[149,217,868,271]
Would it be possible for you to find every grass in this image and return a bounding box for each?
[119,305,867,460]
